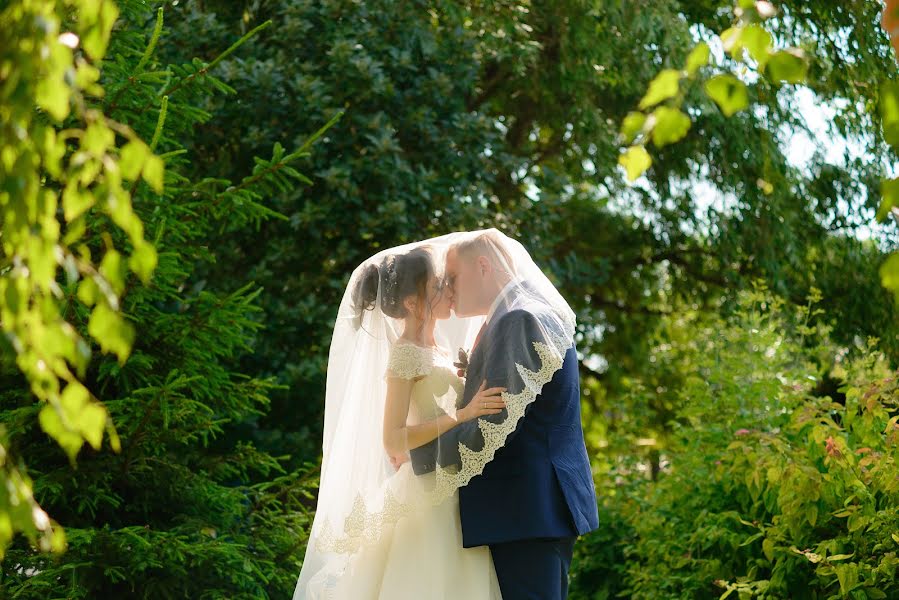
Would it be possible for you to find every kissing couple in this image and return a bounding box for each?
[294,228,598,599]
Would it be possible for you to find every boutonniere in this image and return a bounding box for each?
[453,347,469,378]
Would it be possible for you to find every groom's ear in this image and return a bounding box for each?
[476,255,492,277]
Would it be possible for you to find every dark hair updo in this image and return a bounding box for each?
[352,247,435,325]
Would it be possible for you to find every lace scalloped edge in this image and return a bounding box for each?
[312,324,574,556]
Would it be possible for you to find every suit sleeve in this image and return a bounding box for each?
[429,309,547,471]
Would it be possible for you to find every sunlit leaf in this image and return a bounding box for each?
[766,49,807,84]
[87,303,135,363]
[621,111,647,144]
[881,81,899,150]
[651,106,691,147]
[880,252,899,301]
[685,42,710,75]
[704,74,749,117]
[879,177,899,222]
[619,145,652,182]
[638,69,681,110]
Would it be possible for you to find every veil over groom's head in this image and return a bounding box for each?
[446,229,518,318]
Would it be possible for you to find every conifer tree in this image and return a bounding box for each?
[2,1,329,596]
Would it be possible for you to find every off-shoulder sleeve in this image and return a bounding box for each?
[385,343,433,380]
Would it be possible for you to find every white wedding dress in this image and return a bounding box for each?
[304,340,502,599]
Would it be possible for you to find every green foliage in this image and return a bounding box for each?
[618,1,810,178]
[1,0,329,595]
[154,0,899,479]
[573,287,899,599]
[0,0,161,557]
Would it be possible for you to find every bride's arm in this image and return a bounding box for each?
[382,377,505,456]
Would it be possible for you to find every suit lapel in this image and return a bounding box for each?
[460,286,523,407]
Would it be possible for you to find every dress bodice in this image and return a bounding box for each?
[386,341,464,422]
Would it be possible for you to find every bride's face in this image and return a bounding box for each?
[427,273,453,320]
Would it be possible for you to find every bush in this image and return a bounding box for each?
[573,286,899,599]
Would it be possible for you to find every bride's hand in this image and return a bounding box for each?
[457,380,506,423]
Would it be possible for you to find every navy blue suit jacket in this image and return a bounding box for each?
[410,293,599,547]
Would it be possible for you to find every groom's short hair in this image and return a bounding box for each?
[452,230,516,277]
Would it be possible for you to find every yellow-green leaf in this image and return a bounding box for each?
[38,405,83,460]
[881,82,899,150]
[879,177,899,222]
[143,155,165,193]
[129,241,158,284]
[762,538,775,561]
[619,146,652,182]
[83,122,115,156]
[685,42,710,76]
[740,24,772,66]
[78,403,106,450]
[638,69,681,110]
[766,49,807,84]
[651,106,691,147]
[880,252,899,301]
[120,141,148,180]
[81,0,119,60]
[87,303,135,363]
[60,382,89,424]
[620,111,647,144]
[704,74,749,117]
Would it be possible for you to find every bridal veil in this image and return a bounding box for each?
[294,228,576,597]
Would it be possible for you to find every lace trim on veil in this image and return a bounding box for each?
[313,316,574,556]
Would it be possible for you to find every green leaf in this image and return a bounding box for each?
[60,382,89,424]
[83,122,115,156]
[87,303,135,363]
[651,106,691,147]
[35,74,70,122]
[99,250,126,295]
[77,278,100,307]
[639,69,681,110]
[685,42,710,75]
[880,81,899,150]
[806,504,818,527]
[38,405,83,460]
[120,141,149,180]
[880,252,899,301]
[704,75,749,117]
[129,241,158,284]
[766,50,807,84]
[621,111,647,144]
[81,0,119,60]
[619,146,652,182]
[762,537,775,561]
[827,553,855,562]
[740,24,772,66]
[835,563,859,594]
[78,403,106,450]
[142,155,165,193]
[878,177,899,222]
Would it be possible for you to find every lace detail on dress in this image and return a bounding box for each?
[314,311,576,556]
[384,342,434,380]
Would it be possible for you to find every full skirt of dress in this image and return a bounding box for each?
[300,462,502,600]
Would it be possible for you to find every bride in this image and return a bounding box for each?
[294,242,505,599]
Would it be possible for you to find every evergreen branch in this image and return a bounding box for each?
[230,111,343,196]
[150,95,168,151]
[294,109,344,155]
[105,8,166,112]
[135,7,164,74]
[157,20,273,100]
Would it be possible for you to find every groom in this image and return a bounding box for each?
[409,230,599,600]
